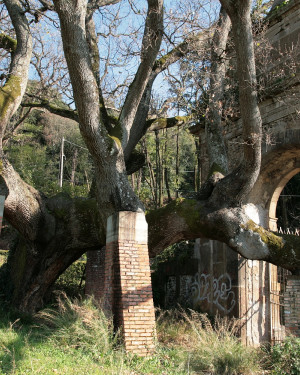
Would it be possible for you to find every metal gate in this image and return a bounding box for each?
[269,264,291,345]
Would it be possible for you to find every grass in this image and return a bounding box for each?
[0,297,187,375]
[182,311,262,374]
[0,296,297,374]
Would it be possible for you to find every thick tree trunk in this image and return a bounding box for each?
[213,0,262,206]
[2,185,299,313]
[205,7,231,175]
[53,0,143,224]
[2,193,102,312]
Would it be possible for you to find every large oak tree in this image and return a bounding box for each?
[0,0,299,313]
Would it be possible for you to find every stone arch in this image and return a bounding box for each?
[247,129,300,229]
[268,168,300,231]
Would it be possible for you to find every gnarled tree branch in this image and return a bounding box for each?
[146,198,300,273]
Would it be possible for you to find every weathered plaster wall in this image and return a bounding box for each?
[238,259,271,346]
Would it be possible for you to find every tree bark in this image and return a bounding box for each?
[53,0,143,225]
[213,0,262,205]
[205,7,231,175]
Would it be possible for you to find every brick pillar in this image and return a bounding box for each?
[85,248,105,302]
[104,211,156,356]
[284,275,300,337]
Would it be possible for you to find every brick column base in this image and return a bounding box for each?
[104,211,156,356]
[284,275,300,337]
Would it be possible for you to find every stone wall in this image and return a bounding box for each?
[284,275,300,337]
[154,239,288,346]
[153,239,238,316]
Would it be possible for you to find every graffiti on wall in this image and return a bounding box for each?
[165,276,176,307]
[191,273,236,314]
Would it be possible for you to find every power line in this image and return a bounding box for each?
[64,139,89,151]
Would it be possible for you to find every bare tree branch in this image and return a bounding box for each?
[147,114,193,131]
[37,0,54,11]
[21,99,78,121]
[153,31,210,75]
[124,29,210,159]
[146,199,300,273]
[3,107,32,143]
[212,0,262,205]
[85,8,113,134]
[53,0,111,162]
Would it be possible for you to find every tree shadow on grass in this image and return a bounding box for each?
[0,306,45,374]
[0,295,119,374]
[0,303,78,374]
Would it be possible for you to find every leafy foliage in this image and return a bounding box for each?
[267,337,300,375]
[52,260,86,299]
[133,127,197,209]
[5,109,94,198]
[151,240,194,272]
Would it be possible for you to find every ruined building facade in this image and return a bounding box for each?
[157,0,300,345]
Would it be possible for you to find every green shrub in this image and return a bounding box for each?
[53,260,86,298]
[268,337,300,375]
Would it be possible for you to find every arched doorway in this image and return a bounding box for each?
[266,170,300,344]
[276,172,300,232]
[268,169,300,231]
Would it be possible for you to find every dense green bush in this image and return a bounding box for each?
[268,337,300,375]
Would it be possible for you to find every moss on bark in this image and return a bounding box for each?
[243,220,300,272]
[147,198,208,252]
[208,162,226,177]
[0,33,17,52]
[0,75,22,119]
[148,115,192,131]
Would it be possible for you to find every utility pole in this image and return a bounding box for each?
[59,137,65,188]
